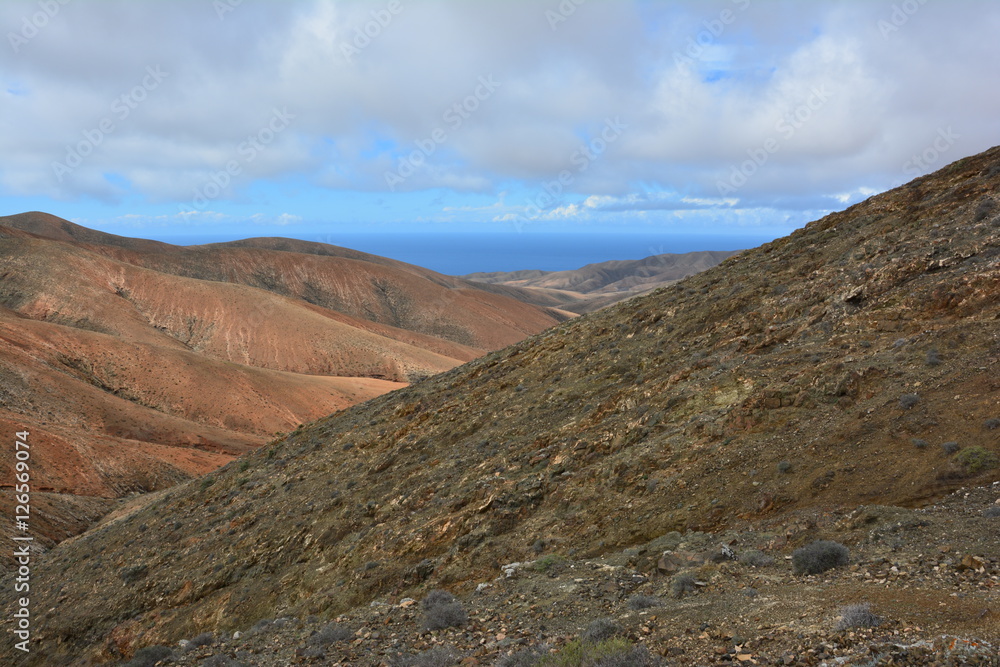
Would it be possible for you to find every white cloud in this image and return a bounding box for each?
[0,0,998,216]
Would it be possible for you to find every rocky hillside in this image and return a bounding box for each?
[2,148,999,665]
[0,216,568,551]
[465,250,739,314]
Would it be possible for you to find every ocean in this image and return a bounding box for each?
[281,232,779,276]
[161,231,783,276]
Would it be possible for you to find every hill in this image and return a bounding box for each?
[464,250,739,313]
[0,216,569,551]
[3,148,1000,665]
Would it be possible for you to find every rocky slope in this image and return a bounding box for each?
[2,147,999,665]
[0,216,568,552]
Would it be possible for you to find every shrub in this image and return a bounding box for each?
[121,645,173,667]
[740,550,775,568]
[534,554,567,572]
[581,618,621,643]
[395,647,459,667]
[626,594,661,610]
[985,418,1000,431]
[983,507,1000,518]
[187,632,215,648]
[898,394,920,410]
[835,603,883,631]
[911,438,929,449]
[791,540,850,575]
[670,573,698,598]
[941,441,960,455]
[955,446,999,474]
[310,622,353,645]
[776,461,792,474]
[925,349,942,367]
[535,639,662,667]
[421,590,468,631]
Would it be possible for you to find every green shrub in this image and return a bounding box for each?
[954,446,999,474]
[533,554,567,572]
[791,540,849,575]
[536,638,661,667]
[740,550,774,567]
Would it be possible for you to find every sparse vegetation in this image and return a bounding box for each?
[187,632,215,648]
[925,348,942,366]
[983,506,1000,518]
[740,550,775,567]
[626,594,661,610]
[835,603,883,631]
[792,540,850,575]
[309,622,353,645]
[898,393,920,410]
[776,460,792,474]
[954,446,999,474]
[530,638,660,667]
[581,618,621,643]
[985,418,1000,431]
[534,553,567,572]
[941,441,960,455]
[911,438,928,449]
[495,645,551,667]
[395,646,460,667]
[421,589,469,631]
[670,573,698,598]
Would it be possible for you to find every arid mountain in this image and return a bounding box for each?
[4,148,1000,665]
[465,250,739,313]
[0,215,569,551]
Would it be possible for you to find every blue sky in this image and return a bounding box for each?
[2,0,999,252]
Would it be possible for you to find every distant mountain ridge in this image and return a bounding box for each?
[465,249,739,312]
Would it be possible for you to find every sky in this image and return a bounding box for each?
[1,0,999,258]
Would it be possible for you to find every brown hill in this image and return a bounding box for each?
[465,250,739,313]
[0,217,568,552]
[4,148,1000,665]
